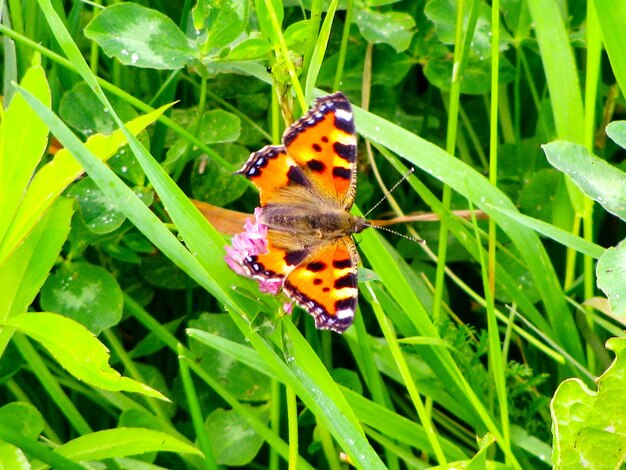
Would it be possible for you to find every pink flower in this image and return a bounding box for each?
[225,209,289,303]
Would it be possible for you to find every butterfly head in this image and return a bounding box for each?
[353,216,370,234]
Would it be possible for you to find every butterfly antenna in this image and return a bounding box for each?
[369,223,426,245]
[363,167,415,219]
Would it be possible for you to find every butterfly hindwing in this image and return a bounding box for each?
[242,235,310,282]
[283,92,358,209]
[283,237,358,333]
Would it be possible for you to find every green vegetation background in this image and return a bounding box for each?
[1,0,626,469]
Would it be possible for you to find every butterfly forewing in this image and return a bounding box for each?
[283,93,358,209]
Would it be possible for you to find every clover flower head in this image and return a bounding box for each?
[225,208,285,297]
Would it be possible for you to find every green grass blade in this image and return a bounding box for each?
[354,105,584,364]
[304,0,339,100]
[592,0,626,96]
[0,59,50,246]
[525,0,584,141]
[487,205,605,259]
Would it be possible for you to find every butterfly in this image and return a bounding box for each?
[231,92,369,333]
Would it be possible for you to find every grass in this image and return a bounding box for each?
[0,0,625,468]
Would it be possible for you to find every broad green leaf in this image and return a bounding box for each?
[501,0,531,40]
[194,0,247,51]
[130,317,184,359]
[206,405,270,466]
[33,428,201,468]
[0,198,73,321]
[606,120,626,150]
[188,314,270,402]
[191,144,249,205]
[0,441,29,470]
[254,0,284,43]
[108,146,147,186]
[543,141,626,221]
[318,45,413,90]
[59,82,137,136]
[424,44,516,95]
[551,337,626,469]
[597,240,626,318]
[0,403,45,468]
[425,0,496,54]
[40,263,123,334]
[226,38,273,60]
[284,19,314,52]
[67,178,153,234]
[3,312,167,400]
[0,104,171,266]
[0,58,50,248]
[197,109,241,144]
[0,402,44,440]
[162,109,240,173]
[186,328,274,377]
[140,253,192,290]
[355,9,416,52]
[84,3,196,70]
[518,169,561,222]
[68,178,127,234]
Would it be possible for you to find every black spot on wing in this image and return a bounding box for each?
[332,167,351,180]
[335,297,357,312]
[321,136,329,143]
[333,259,352,269]
[334,273,357,289]
[287,166,309,187]
[306,261,326,272]
[284,250,308,266]
[312,143,322,152]
[313,278,323,285]
[307,159,326,173]
[333,142,356,163]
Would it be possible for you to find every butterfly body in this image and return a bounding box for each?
[235,92,366,333]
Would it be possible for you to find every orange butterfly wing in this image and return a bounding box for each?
[283,93,357,209]
[235,92,362,333]
[283,237,358,332]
